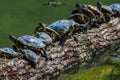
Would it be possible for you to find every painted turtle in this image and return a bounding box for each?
[48,19,88,44]
[48,20,77,37]
[9,35,50,61]
[0,48,19,58]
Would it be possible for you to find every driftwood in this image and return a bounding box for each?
[0,18,120,80]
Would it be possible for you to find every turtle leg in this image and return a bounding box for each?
[42,48,52,61]
[59,36,66,46]
[104,13,111,22]
[59,26,75,46]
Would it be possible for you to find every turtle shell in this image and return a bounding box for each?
[20,49,38,65]
[68,13,90,24]
[0,48,18,57]
[35,32,52,44]
[110,4,120,15]
[48,20,78,36]
[87,5,103,17]
[18,35,45,49]
[102,5,113,14]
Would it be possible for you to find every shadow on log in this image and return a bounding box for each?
[0,18,120,80]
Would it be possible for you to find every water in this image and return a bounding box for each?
[0,0,120,47]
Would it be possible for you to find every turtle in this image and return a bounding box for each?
[86,5,106,24]
[72,3,96,19]
[35,20,84,45]
[0,48,19,58]
[9,35,50,61]
[110,3,120,17]
[34,31,54,46]
[72,3,100,27]
[19,49,39,68]
[35,23,61,41]
[43,1,65,7]
[97,2,113,15]
[97,2,114,22]
[48,19,89,44]
[48,19,88,35]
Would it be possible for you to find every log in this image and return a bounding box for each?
[0,18,120,80]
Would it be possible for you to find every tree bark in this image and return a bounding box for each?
[0,18,120,80]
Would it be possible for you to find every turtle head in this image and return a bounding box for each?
[75,3,85,12]
[76,3,85,8]
[9,35,18,43]
[34,23,47,34]
[97,2,102,11]
[39,22,47,28]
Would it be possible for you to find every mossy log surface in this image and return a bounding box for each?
[0,18,120,80]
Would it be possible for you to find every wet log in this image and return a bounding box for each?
[0,18,120,80]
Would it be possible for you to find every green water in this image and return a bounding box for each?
[0,0,119,47]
